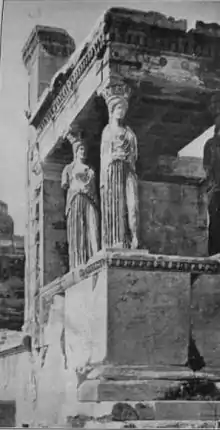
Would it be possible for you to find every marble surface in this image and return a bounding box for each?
[191,274,220,369]
[108,269,190,366]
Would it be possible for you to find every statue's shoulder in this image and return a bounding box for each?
[102,124,110,138]
[126,125,136,139]
[62,162,73,176]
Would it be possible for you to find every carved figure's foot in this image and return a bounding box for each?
[131,236,138,249]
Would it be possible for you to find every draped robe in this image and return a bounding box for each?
[100,124,139,248]
[62,162,99,269]
[203,135,220,255]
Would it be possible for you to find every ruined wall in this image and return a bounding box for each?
[0,349,33,427]
[139,180,208,257]
[0,298,70,428]
[32,294,73,427]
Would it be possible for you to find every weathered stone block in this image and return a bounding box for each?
[108,269,190,366]
[0,347,33,426]
[65,270,108,369]
[191,274,220,369]
[78,379,182,402]
[36,294,67,426]
[65,263,190,369]
[155,401,220,420]
[77,400,220,423]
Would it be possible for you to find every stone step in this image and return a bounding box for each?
[87,364,220,382]
[76,400,220,421]
[78,377,220,403]
[78,379,183,402]
[83,420,219,429]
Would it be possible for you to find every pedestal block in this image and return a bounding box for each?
[62,249,220,410]
[65,251,192,371]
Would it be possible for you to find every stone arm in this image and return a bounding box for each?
[126,127,138,173]
[100,126,112,187]
[89,168,99,207]
[61,165,70,190]
[203,139,219,206]
[203,140,212,174]
[203,139,215,188]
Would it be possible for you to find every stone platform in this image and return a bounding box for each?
[69,399,220,429]
[39,249,220,427]
[83,421,220,429]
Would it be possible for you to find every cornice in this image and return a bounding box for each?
[40,250,220,299]
[30,18,108,134]
[109,18,218,60]
[80,251,220,277]
[22,26,75,68]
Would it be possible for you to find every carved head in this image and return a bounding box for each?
[101,83,131,121]
[67,131,87,162]
[74,141,87,162]
[109,97,128,121]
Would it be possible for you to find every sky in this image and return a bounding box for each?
[0,0,219,235]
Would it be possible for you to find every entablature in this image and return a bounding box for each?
[28,7,220,162]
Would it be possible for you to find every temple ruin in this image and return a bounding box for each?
[1,6,220,427]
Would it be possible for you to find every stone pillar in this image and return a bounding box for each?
[24,139,43,344]
[22,26,75,114]
[24,136,67,347]
[36,159,67,347]
[42,160,68,285]
[22,26,75,339]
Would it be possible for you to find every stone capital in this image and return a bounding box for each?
[98,79,132,108]
[65,127,84,145]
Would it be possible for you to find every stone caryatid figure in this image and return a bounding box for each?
[203,92,220,256]
[100,83,139,249]
[203,116,220,256]
[61,133,100,269]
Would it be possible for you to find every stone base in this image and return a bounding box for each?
[77,365,220,403]
[71,401,220,427]
[78,379,181,402]
[62,249,220,372]
[83,421,220,429]
[40,249,220,427]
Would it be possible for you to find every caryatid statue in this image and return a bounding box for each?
[61,132,100,269]
[203,94,220,256]
[100,83,139,249]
